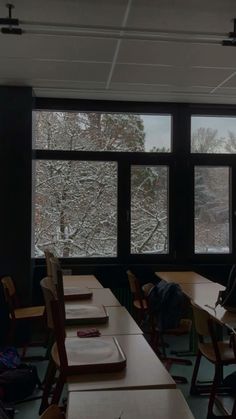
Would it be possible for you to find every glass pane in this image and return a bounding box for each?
[194,167,230,253]
[33,111,171,152]
[34,160,117,257]
[191,116,236,153]
[131,166,168,254]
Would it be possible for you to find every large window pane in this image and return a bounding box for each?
[33,111,171,152]
[34,160,117,257]
[131,166,168,254]
[191,116,236,153]
[194,167,230,253]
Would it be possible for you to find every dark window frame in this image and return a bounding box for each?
[33,99,236,266]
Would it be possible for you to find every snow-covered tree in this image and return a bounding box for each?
[34,111,168,257]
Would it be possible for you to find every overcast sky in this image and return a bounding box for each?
[141,114,171,151]
[140,114,236,151]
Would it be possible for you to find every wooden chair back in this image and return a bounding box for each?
[191,303,210,338]
[1,276,19,317]
[44,249,55,277]
[191,303,222,362]
[40,404,64,419]
[40,276,68,368]
[40,277,56,330]
[127,270,146,310]
[50,256,66,320]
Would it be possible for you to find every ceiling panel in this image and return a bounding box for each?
[112,63,233,87]
[127,0,235,33]
[0,35,116,62]
[0,59,110,82]
[0,0,236,103]
[0,0,127,26]
[117,40,236,69]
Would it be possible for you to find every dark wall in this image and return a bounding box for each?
[0,86,33,304]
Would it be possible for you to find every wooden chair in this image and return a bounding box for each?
[39,265,126,414]
[126,270,148,324]
[45,249,55,278]
[190,303,236,419]
[40,404,65,419]
[1,276,45,357]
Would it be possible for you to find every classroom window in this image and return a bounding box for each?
[191,116,236,153]
[130,165,168,254]
[34,111,171,152]
[34,160,117,257]
[194,166,230,254]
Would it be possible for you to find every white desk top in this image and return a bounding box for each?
[156,271,212,284]
[68,334,176,392]
[67,389,194,419]
[63,275,103,289]
[66,306,142,337]
[157,272,236,330]
[65,288,121,308]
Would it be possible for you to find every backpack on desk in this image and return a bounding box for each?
[216,265,236,312]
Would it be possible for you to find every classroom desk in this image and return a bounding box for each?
[63,275,103,289]
[65,288,121,308]
[66,306,142,337]
[67,389,194,419]
[68,334,176,392]
[156,271,213,284]
[156,271,236,330]
[180,282,224,306]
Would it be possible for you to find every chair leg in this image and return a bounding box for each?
[231,397,236,418]
[51,372,65,405]
[207,367,220,419]
[190,350,202,395]
[39,359,57,415]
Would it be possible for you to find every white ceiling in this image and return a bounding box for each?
[1,0,236,104]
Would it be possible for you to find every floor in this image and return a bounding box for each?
[10,333,235,419]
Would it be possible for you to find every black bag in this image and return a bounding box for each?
[147,280,185,332]
[216,265,236,312]
[0,364,41,402]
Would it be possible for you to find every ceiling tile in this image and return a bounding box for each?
[127,0,235,33]
[0,0,128,26]
[112,63,232,87]
[0,59,110,82]
[0,35,116,62]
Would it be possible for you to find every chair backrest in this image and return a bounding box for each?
[40,277,56,330]
[1,276,19,315]
[126,270,146,309]
[191,303,211,338]
[40,404,64,419]
[44,249,55,277]
[40,276,68,368]
[191,303,222,361]
[51,298,68,368]
[50,257,66,320]
[1,276,16,299]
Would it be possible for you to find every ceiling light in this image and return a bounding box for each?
[222,18,236,46]
[0,3,22,35]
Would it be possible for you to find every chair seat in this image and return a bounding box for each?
[13,305,45,319]
[199,341,236,363]
[133,299,147,310]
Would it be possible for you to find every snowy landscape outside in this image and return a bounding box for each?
[33,112,234,257]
